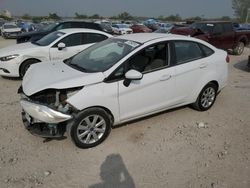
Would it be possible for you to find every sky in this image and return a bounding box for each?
[0,0,233,18]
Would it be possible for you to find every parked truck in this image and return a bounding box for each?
[170,21,250,55]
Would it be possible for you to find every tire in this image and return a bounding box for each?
[233,41,244,55]
[192,83,218,111]
[20,59,40,78]
[68,108,112,149]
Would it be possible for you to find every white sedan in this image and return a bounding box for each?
[0,28,112,77]
[20,33,228,148]
[1,23,22,39]
[112,24,133,35]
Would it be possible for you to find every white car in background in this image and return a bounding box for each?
[0,28,112,77]
[19,33,228,148]
[1,23,22,39]
[112,24,133,35]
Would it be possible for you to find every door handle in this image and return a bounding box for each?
[160,75,171,81]
[199,63,207,69]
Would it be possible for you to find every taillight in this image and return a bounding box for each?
[226,55,230,63]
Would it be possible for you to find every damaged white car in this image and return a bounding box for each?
[19,34,228,148]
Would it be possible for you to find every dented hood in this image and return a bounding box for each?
[22,60,105,96]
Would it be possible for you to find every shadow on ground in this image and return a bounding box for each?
[89,154,135,188]
[233,60,250,73]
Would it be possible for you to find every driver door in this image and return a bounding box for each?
[49,33,86,60]
[117,42,177,121]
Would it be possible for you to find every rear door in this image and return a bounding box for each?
[172,40,206,103]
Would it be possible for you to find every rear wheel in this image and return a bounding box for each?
[20,59,40,78]
[68,108,112,149]
[192,83,218,111]
[233,41,244,55]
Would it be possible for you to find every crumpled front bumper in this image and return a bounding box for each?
[20,99,72,124]
[20,99,73,138]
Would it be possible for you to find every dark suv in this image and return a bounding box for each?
[17,21,107,43]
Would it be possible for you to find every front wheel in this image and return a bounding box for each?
[233,41,244,55]
[192,83,218,111]
[20,59,40,78]
[68,108,112,149]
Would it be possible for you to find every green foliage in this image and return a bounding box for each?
[89,14,102,19]
[21,14,32,20]
[75,12,88,19]
[48,13,61,20]
[117,12,133,20]
[232,0,250,22]
[0,15,12,21]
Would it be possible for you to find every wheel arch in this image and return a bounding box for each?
[81,106,115,125]
[19,58,41,76]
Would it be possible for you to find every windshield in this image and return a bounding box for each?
[3,24,18,29]
[40,23,57,31]
[117,24,129,28]
[100,23,112,31]
[66,38,141,72]
[190,23,214,33]
[34,31,65,46]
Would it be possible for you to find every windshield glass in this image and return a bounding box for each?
[190,23,214,33]
[100,23,112,31]
[35,31,65,46]
[3,24,18,29]
[66,38,141,72]
[117,24,129,28]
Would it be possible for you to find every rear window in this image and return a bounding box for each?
[174,41,204,64]
[200,44,214,57]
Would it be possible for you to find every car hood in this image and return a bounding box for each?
[22,60,106,96]
[0,42,39,56]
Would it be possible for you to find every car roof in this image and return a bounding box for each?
[195,21,231,24]
[115,33,191,43]
[57,28,111,35]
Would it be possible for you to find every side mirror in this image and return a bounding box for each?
[57,42,66,50]
[123,69,143,87]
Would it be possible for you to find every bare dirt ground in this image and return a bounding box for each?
[0,37,249,188]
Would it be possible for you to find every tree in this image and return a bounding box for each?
[232,0,250,22]
[220,16,232,21]
[48,13,61,20]
[21,14,32,20]
[117,12,133,20]
[165,14,182,22]
[89,14,101,19]
[75,12,88,19]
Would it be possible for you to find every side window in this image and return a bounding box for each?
[174,41,204,64]
[223,23,233,32]
[58,33,82,47]
[56,23,71,30]
[83,33,108,44]
[213,24,224,34]
[199,44,214,57]
[127,43,168,73]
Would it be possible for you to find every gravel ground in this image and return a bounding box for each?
[0,36,249,188]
